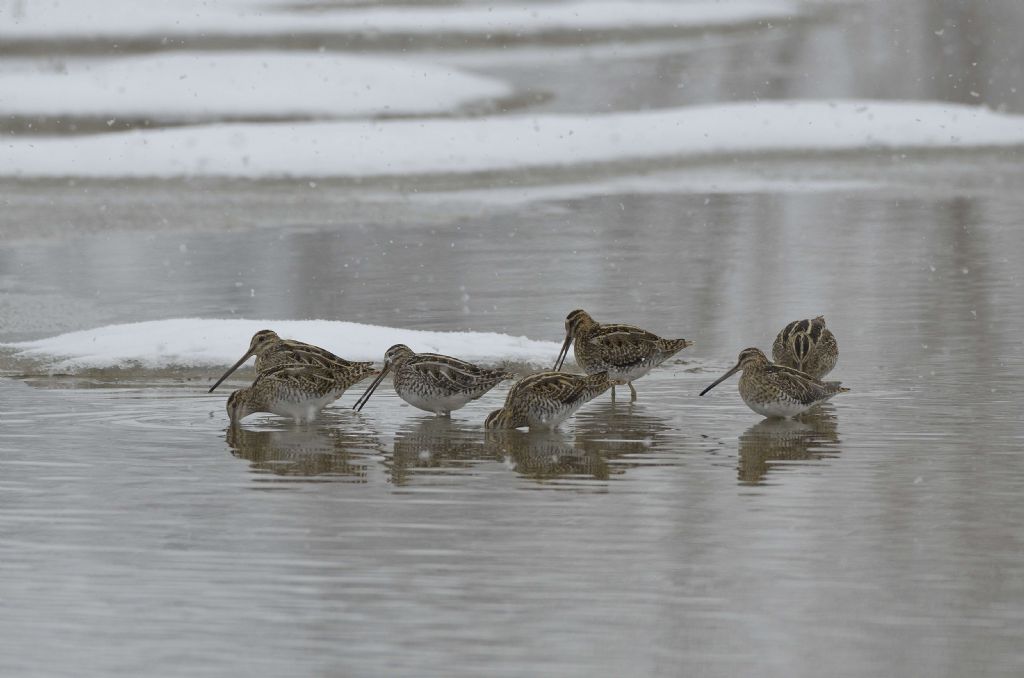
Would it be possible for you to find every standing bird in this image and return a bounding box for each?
[208,329,376,395]
[484,371,615,430]
[226,364,374,425]
[771,316,838,379]
[699,347,848,418]
[352,344,514,417]
[553,309,692,401]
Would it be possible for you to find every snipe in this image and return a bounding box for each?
[353,344,514,417]
[771,316,838,379]
[553,309,691,401]
[699,347,847,418]
[209,329,375,397]
[226,363,376,425]
[484,370,615,430]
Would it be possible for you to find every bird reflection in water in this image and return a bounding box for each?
[572,401,674,472]
[737,406,841,485]
[485,429,609,482]
[226,422,382,481]
[388,416,496,486]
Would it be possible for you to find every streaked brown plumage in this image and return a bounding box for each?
[353,344,514,417]
[553,309,692,401]
[209,329,376,395]
[484,370,614,430]
[226,363,375,425]
[771,316,838,379]
[699,347,848,418]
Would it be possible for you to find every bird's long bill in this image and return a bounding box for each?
[552,333,573,371]
[352,364,391,412]
[208,349,256,393]
[699,363,742,397]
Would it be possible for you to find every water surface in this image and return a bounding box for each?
[2,1,1024,676]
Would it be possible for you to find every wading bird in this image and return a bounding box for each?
[771,316,838,379]
[699,347,847,418]
[209,329,375,397]
[226,363,376,425]
[353,344,513,417]
[553,309,692,401]
[484,370,615,430]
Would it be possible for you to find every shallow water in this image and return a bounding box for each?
[3,0,1024,676]
[3,184,1024,676]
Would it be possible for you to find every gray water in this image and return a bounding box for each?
[3,1,1024,676]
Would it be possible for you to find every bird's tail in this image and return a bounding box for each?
[823,380,849,394]
[659,338,694,354]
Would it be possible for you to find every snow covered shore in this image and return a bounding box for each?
[3,101,1022,179]
[0,1,800,42]
[4,319,564,372]
[0,53,511,121]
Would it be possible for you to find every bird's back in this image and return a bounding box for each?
[578,323,689,371]
[772,317,837,378]
[744,362,847,407]
[399,353,513,398]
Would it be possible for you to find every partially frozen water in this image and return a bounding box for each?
[2,1,1024,676]
[3,184,1023,677]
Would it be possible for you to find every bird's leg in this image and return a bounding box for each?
[628,382,637,402]
[611,385,616,401]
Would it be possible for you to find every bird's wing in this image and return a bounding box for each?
[407,355,503,391]
[765,364,836,403]
[522,372,591,404]
[587,325,661,366]
[258,364,340,396]
[277,340,355,369]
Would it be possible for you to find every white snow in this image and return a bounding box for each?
[1,1,799,40]
[0,53,511,120]
[4,319,564,372]
[3,100,1023,179]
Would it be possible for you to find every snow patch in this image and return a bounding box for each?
[0,53,511,120]
[4,319,563,372]
[1,1,800,40]
[3,100,1022,179]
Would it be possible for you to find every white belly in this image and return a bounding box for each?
[744,397,811,419]
[604,364,653,383]
[399,390,472,415]
[525,405,580,431]
[269,391,342,423]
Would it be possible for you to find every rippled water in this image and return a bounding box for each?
[3,1,1024,676]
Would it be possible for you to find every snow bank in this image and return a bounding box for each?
[0,53,511,120]
[1,1,798,40]
[4,319,563,372]
[3,101,1023,179]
